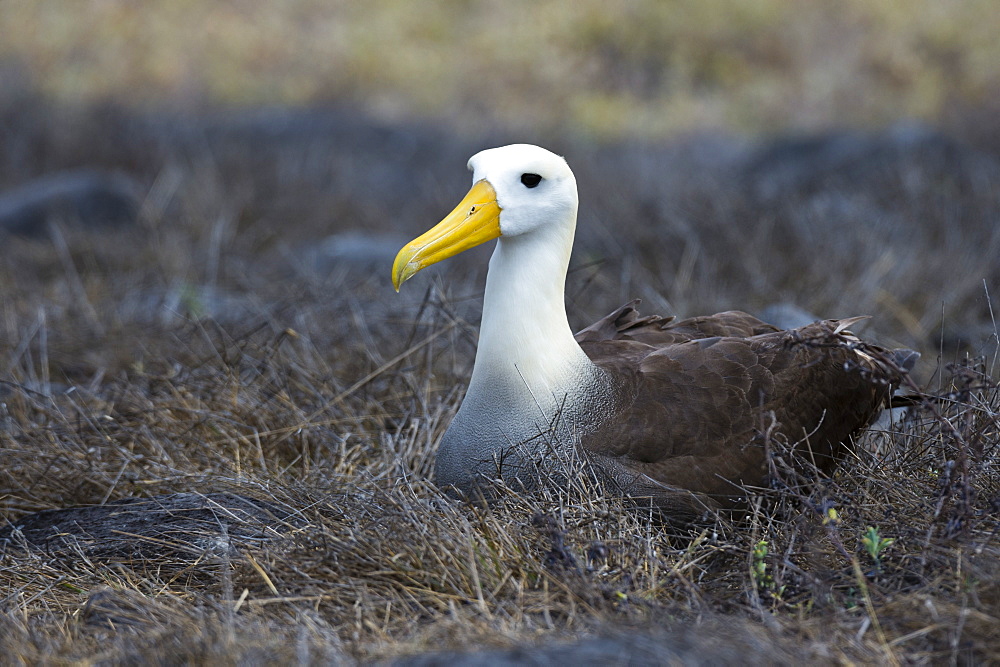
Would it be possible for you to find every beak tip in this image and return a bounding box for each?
[391,251,410,292]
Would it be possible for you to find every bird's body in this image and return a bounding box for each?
[393,144,914,515]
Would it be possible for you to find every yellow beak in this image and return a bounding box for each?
[392,179,502,291]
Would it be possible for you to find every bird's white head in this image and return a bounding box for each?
[467,144,577,238]
[392,144,578,290]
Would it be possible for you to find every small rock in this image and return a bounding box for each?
[0,169,143,237]
[305,231,408,276]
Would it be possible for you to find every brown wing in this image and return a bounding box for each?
[578,314,897,517]
[575,300,780,346]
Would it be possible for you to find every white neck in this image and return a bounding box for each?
[435,181,615,491]
[467,223,595,416]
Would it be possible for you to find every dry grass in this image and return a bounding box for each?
[1,100,999,664]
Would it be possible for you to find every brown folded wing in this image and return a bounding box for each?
[576,304,896,516]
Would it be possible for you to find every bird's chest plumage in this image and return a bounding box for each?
[433,363,618,492]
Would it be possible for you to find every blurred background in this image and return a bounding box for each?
[3,0,999,138]
[1,0,999,369]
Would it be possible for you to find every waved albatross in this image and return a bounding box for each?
[392,144,915,515]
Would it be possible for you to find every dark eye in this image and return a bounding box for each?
[520,173,542,188]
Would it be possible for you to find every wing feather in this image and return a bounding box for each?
[577,305,903,515]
